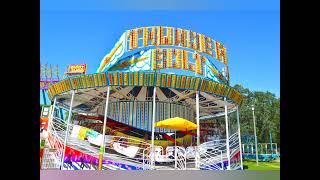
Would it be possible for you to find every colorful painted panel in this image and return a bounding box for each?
[67,79,73,90]
[185,77,191,89]
[93,26,233,88]
[47,89,52,99]
[97,73,103,87]
[120,27,228,64]
[48,72,243,105]
[129,73,134,86]
[76,76,83,89]
[156,73,161,87]
[139,73,144,86]
[92,74,98,87]
[101,73,107,86]
[134,72,139,86]
[87,75,94,88]
[181,76,186,89]
[55,83,60,94]
[118,72,124,86]
[199,79,206,92]
[161,74,167,87]
[114,72,119,86]
[176,75,181,89]
[60,81,66,92]
[70,78,77,90]
[81,75,87,88]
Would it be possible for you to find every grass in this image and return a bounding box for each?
[243,159,280,170]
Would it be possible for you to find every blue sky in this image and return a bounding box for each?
[40,0,280,98]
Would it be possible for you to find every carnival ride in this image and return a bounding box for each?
[40,64,60,105]
[41,26,245,170]
[241,134,280,162]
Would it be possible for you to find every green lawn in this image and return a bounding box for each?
[243,160,280,170]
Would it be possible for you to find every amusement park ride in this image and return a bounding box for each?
[40,26,278,171]
[40,64,60,105]
[241,132,280,162]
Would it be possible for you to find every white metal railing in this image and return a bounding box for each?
[229,132,241,170]
[175,147,187,170]
[46,117,154,170]
[197,139,228,170]
[45,115,242,170]
[41,148,60,169]
[142,146,187,170]
[42,117,67,169]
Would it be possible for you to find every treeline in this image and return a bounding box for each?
[233,84,280,147]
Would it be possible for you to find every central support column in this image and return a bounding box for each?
[195,91,200,169]
[98,86,110,170]
[151,86,157,168]
[60,90,75,170]
[236,106,244,170]
[224,97,231,170]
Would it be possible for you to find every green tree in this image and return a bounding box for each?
[233,84,280,147]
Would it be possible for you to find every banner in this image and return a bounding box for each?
[66,64,87,75]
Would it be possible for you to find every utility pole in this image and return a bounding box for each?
[252,105,259,166]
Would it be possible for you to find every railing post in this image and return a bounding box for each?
[151,86,157,169]
[224,97,231,170]
[251,144,253,154]
[185,148,187,170]
[142,149,145,170]
[60,90,75,170]
[47,97,56,138]
[266,144,268,154]
[220,151,223,170]
[195,91,200,169]
[236,106,243,170]
[98,86,110,170]
[175,131,177,169]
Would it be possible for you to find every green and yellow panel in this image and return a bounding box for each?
[85,74,95,88]
[129,72,134,86]
[123,72,129,86]
[134,72,139,86]
[47,72,243,105]
[70,77,81,90]
[100,72,107,86]
[199,79,207,92]
[55,82,62,94]
[228,89,243,105]
[80,75,87,89]
[93,74,102,87]
[145,73,155,86]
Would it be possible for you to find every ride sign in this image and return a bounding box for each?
[66,64,87,75]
